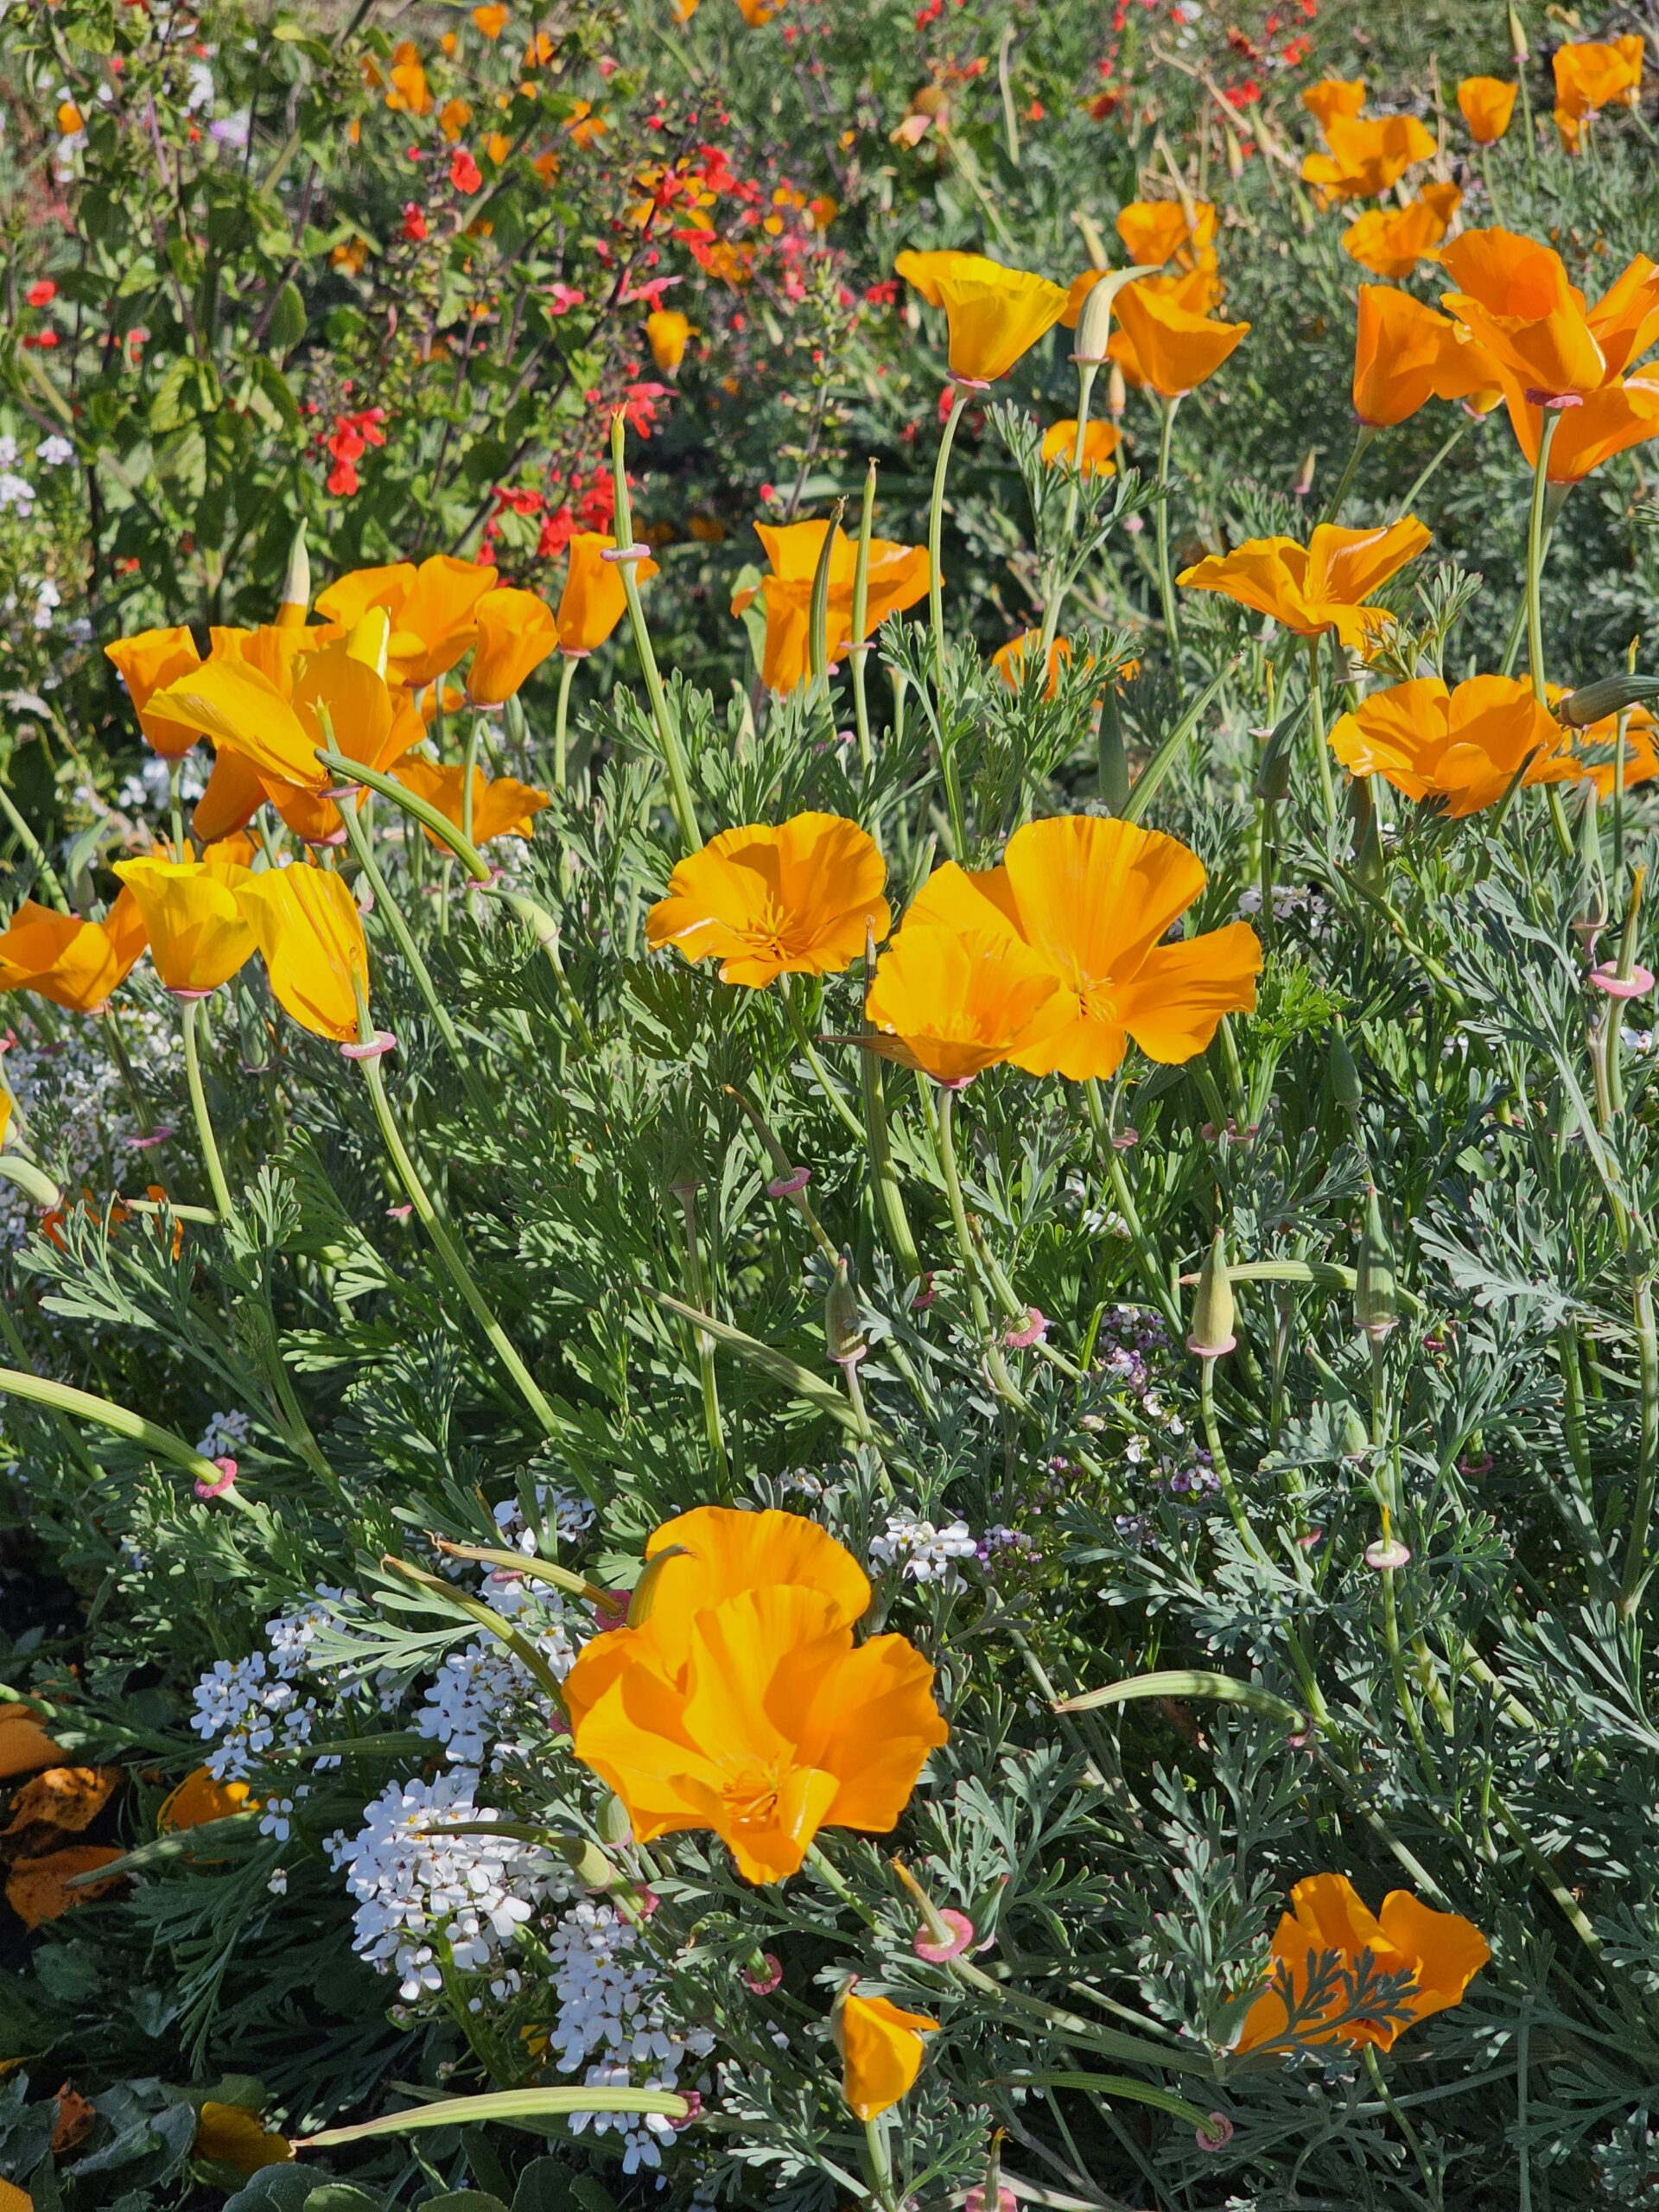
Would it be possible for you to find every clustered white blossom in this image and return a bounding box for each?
[416,1613,580,1770]
[0,1010,178,1250]
[188,1590,345,1781]
[1235,880,1332,941]
[0,435,34,518]
[870,1513,978,1587]
[328,1769,564,2005]
[543,1900,714,2175]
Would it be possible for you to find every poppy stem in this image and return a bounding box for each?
[554,653,577,791]
[927,387,969,683]
[608,412,702,852]
[168,760,186,859]
[780,979,867,1145]
[1616,1272,1659,1619]
[928,1084,1027,1408]
[1397,414,1470,517]
[1305,633,1339,849]
[860,2116,900,2212]
[0,1363,251,1499]
[1039,361,1100,664]
[1154,394,1185,696]
[1524,409,1560,709]
[0,779,71,912]
[1318,423,1377,529]
[851,461,877,772]
[181,996,234,1224]
[355,1049,581,1470]
[461,713,481,847]
[101,1007,153,1136]
[671,1180,730,1492]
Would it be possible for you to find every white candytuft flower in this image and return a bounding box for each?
[416,1618,578,1770]
[870,1513,977,1587]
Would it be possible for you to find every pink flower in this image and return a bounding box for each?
[549,283,586,314]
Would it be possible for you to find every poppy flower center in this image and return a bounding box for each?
[719,1759,787,1829]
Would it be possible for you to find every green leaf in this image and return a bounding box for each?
[148,359,198,436]
[419,2192,509,2212]
[266,283,307,359]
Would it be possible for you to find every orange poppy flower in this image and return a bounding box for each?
[556,531,660,657]
[646,308,693,373]
[1178,518,1431,648]
[467,587,559,704]
[1352,286,1503,428]
[563,1511,946,1885]
[1106,264,1221,384]
[1554,36,1644,122]
[1302,78,1367,134]
[732,521,929,693]
[863,925,1067,1084]
[313,555,499,688]
[0,1703,68,1780]
[930,257,1071,384]
[393,760,550,844]
[111,856,257,995]
[158,1769,251,1832]
[646,811,889,987]
[1500,372,1659,483]
[0,891,147,1014]
[1236,1873,1489,2054]
[1439,229,1616,405]
[105,626,206,759]
[1457,76,1517,143]
[900,817,1260,1083]
[990,630,1071,696]
[1115,198,1217,274]
[1302,114,1435,206]
[1040,419,1122,476]
[194,2105,293,2177]
[234,864,370,1045]
[1341,183,1461,281]
[1328,675,1574,817]
[1109,279,1249,396]
[837,1991,939,2120]
[894,247,982,308]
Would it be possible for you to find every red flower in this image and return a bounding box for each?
[327,458,359,497]
[403,202,428,241]
[22,333,59,350]
[536,504,578,557]
[450,148,483,194]
[494,485,545,516]
[26,280,55,308]
[623,380,671,435]
[548,282,586,314]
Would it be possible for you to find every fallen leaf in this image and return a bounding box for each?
[0,2177,32,2212]
[50,2083,95,2154]
[0,1707,65,1782]
[195,2102,293,2174]
[2,1768,119,1852]
[5,1847,126,1929]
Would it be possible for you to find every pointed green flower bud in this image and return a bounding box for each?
[1187,1229,1236,1359]
[1328,1023,1363,1116]
[278,519,310,621]
[1355,1185,1398,1340]
[823,1254,868,1370]
[1554,675,1659,728]
[1073,264,1164,365]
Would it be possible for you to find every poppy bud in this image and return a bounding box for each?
[1355,1185,1398,1340]
[1224,124,1244,180]
[1106,361,1128,421]
[1507,0,1528,60]
[1187,1229,1236,1359]
[823,1254,868,1369]
[1340,1401,1372,1460]
[596,1789,633,1847]
[1554,675,1659,728]
[1351,778,1386,896]
[625,1541,691,1630]
[1253,703,1301,803]
[276,520,310,627]
[1329,1023,1363,1116]
[1292,446,1318,498]
[1072,264,1163,365]
[0,1154,62,1211]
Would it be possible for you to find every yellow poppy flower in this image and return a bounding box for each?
[313,555,499,687]
[646,308,693,372]
[1327,675,1574,817]
[468,586,560,705]
[836,1990,940,2120]
[556,532,660,654]
[235,865,370,1044]
[394,760,550,844]
[104,626,205,759]
[932,257,1071,384]
[111,856,257,995]
[1178,518,1431,648]
[864,925,1067,1084]
[646,812,890,986]
[0,891,148,1014]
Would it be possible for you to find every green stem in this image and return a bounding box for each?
[859,1047,921,1281]
[1318,423,1376,528]
[461,713,482,847]
[1525,410,1561,709]
[182,996,233,1224]
[0,779,71,910]
[781,980,865,1144]
[0,1364,238,1491]
[357,1052,583,1478]
[1039,360,1099,661]
[928,387,968,683]
[1154,394,1184,693]
[608,413,700,851]
[1617,1274,1659,1618]
[1399,414,1469,514]
[674,1184,729,1489]
[168,759,186,859]
[851,461,877,772]
[554,653,578,791]
[1306,631,1339,849]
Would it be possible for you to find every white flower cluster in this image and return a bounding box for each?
[0,434,35,518]
[1235,880,1333,941]
[189,1650,319,1782]
[0,1009,178,1250]
[329,1769,563,2005]
[117,752,207,816]
[195,1408,252,1461]
[416,1614,579,1770]
[869,1513,977,1587]
[543,1900,714,2175]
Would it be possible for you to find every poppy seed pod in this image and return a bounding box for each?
[1328,1023,1364,1117]
[1555,675,1659,728]
[1356,1185,1399,1340]
[823,1255,868,1369]
[1508,0,1528,60]
[1187,1229,1236,1359]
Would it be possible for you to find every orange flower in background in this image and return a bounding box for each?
[472,3,509,34]
[732,0,784,23]
[1040,419,1122,477]
[901,817,1261,1083]
[6,1847,125,1929]
[931,257,1071,383]
[1503,373,1659,483]
[1328,675,1574,817]
[646,812,889,987]
[1109,283,1249,397]
[111,857,256,995]
[1179,518,1431,648]
[0,892,147,1014]
[647,308,693,372]
[1352,286,1502,428]
[1115,198,1217,275]
[1554,694,1659,797]
[1554,36,1644,125]
[1438,229,1616,405]
[394,760,551,845]
[235,865,369,1045]
[1302,78,1367,134]
[157,1769,251,1832]
[1237,1874,1489,2054]
[991,629,1071,696]
[194,2105,293,2177]
[837,1991,939,2120]
[314,555,499,688]
[564,1510,946,1885]
[467,587,560,705]
[1342,183,1461,281]
[0,1704,68,1781]
[1302,114,1435,205]
[556,532,659,655]
[104,626,203,757]
[385,41,433,117]
[733,521,929,692]
[864,926,1066,1083]
[1457,76,1517,144]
